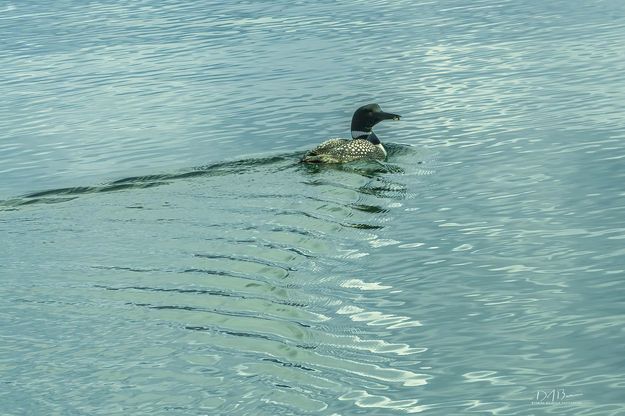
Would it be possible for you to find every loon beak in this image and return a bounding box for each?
[378,111,401,121]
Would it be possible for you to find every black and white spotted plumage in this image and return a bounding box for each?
[301,103,400,164]
[302,138,387,164]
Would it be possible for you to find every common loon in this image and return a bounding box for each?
[301,103,401,163]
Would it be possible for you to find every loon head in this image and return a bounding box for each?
[350,103,401,142]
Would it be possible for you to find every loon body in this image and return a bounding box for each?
[301,103,400,164]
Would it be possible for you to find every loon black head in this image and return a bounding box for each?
[350,103,401,143]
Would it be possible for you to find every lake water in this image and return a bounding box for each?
[2,1,625,415]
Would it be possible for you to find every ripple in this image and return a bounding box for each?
[1,148,434,414]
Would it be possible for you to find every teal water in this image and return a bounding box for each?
[2,1,625,415]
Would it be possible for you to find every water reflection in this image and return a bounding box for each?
[2,147,432,414]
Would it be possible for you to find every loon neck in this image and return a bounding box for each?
[351,130,371,139]
[352,130,381,145]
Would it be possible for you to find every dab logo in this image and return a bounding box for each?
[531,387,582,406]
[535,388,566,403]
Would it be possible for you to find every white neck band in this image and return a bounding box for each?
[351,130,371,139]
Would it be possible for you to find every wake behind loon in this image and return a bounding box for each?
[301,103,401,164]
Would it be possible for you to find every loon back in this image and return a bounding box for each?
[301,138,387,163]
[301,103,400,164]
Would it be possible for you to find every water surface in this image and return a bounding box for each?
[2,1,625,415]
